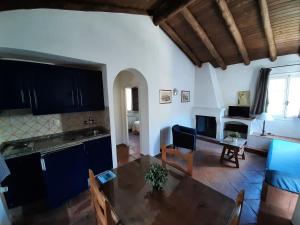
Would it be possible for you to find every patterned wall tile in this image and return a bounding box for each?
[0,108,110,144]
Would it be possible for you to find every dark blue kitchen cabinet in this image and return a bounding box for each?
[0,60,30,109]
[76,69,105,111]
[41,144,88,208]
[84,136,112,175]
[0,59,105,114]
[31,65,78,115]
[2,153,44,208]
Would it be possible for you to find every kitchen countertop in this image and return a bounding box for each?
[0,126,110,160]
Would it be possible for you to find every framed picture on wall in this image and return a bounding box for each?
[181,91,190,103]
[238,91,250,106]
[159,90,172,104]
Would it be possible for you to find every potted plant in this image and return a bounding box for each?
[229,132,241,142]
[145,163,168,190]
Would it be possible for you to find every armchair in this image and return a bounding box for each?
[172,125,197,151]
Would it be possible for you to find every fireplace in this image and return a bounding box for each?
[224,121,248,139]
[196,115,217,138]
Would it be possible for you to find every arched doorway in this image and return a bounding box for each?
[113,69,149,165]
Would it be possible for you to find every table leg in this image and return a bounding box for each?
[220,146,226,163]
[234,149,239,168]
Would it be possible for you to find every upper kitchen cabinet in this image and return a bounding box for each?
[0,60,105,114]
[31,65,78,115]
[0,60,30,110]
[76,69,105,111]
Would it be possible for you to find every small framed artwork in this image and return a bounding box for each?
[181,91,190,103]
[238,91,250,106]
[159,90,172,104]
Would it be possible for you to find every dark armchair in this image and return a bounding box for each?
[172,125,197,151]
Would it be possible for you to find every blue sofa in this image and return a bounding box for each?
[265,139,300,193]
[172,125,197,151]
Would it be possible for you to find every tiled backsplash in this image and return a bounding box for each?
[0,108,110,144]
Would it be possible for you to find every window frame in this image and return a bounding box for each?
[268,72,300,119]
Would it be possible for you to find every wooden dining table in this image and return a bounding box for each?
[100,155,236,225]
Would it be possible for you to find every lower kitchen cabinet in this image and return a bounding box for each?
[2,136,113,209]
[2,153,44,208]
[41,144,88,208]
[84,136,113,175]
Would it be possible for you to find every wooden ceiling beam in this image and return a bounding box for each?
[181,8,226,70]
[216,0,250,65]
[160,22,202,67]
[258,0,277,61]
[152,0,196,26]
[0,1,147,14]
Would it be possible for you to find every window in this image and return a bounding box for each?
[267,72,300,118]
[125,88,132,111]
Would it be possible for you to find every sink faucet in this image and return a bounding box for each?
[84,116,96,125]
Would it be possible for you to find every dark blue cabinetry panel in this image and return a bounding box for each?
[42,144,88,208]
[2,136,112,209]
[76,69,105,111]
[0,60,30,109]
[0,60,105,114]
[2,153,44,208]
[84,136,112,175]
[31,65,78,115]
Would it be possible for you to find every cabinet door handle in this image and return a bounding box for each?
[40,158,46,171]
[33,89,38,109]
[20,89,25,103]
[80,89,83,106]
[28,89,33,108]
[71,90,75,106]
[76,88,80,108]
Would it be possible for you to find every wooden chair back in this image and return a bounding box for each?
[89,169,117,225]
[229,190,245,225]
[161,145,193,176]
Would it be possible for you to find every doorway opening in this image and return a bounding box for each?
[125,87,140,159]
[113,69,149,166]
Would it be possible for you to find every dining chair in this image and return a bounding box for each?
[228,190,245,225]
[88,169,119,225]
[161,145,193,176]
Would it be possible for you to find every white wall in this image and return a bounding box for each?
[0,9,195,166]
[194,63,223,108]
[195,54,300,139]
[215,54,300,107]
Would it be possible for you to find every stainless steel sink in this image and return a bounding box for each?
[2,141,35,157]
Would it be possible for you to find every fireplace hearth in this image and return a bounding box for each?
[196,115,217,138]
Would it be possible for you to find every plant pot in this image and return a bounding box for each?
[152,184,162,191]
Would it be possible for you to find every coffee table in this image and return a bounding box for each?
[220,137,247,168]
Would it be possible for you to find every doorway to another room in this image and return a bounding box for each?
[113,69,149,167]
[125,87,141,159]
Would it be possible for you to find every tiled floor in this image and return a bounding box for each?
[12,139,292,225]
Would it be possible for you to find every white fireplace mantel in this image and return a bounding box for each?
[192,107,225,140]
[192,107,256,141]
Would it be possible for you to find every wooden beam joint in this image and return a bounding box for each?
[152,0,196,26]
[160,22,202,67]
[181,8,227,69]
[216,0,250,65]
[258,0,277,61]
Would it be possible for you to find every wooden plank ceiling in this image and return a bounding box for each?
[1,0,299,69]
